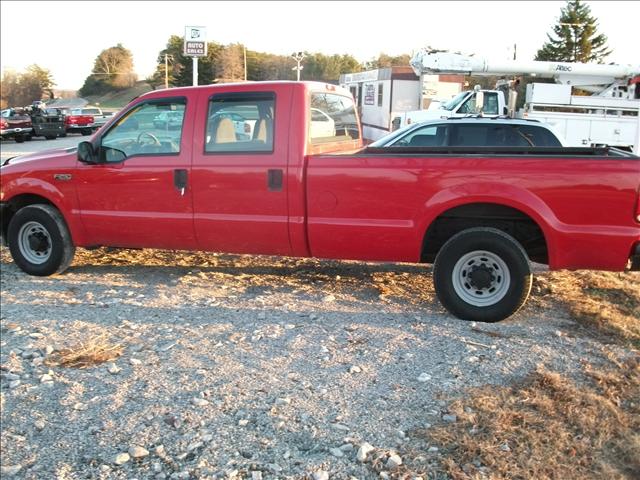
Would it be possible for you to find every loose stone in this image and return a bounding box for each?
[114,453,130,465]
[357,442,375,462]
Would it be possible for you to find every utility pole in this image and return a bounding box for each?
[291,51,305,81]
[244,45,247,81]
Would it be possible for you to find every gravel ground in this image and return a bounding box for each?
[0,247,633,480]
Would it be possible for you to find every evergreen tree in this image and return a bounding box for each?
[535,0,611,63]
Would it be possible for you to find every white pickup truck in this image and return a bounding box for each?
[74,106,115,129]
[401,84,639,153]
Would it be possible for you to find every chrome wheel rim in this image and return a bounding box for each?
[452,250,510,307]
[18,221,52,264]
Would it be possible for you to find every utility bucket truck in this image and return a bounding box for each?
[405,51,640,153]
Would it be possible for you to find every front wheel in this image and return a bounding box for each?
[7,204,76,276]
[433,227,532,322]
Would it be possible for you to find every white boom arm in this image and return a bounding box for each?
[410,51,640,87]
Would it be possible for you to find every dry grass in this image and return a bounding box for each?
[415,353,640,480]
[539,271,640,348]
[45,334,123,368]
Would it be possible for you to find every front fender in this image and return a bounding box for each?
[2,176,88,246]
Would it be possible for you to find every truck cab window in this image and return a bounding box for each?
[205,93,275,153]
[309,93,359,144]
[100,100,185,161]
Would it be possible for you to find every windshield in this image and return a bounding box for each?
[441,92,469,111]
[369,123,420,147]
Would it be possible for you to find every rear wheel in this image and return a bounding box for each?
[15,135,25,143]
[45,135,56,140]
[433,227,532,322]
[7,204,75,276]
[81,129,92,136]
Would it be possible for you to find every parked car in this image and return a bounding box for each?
[29,107,65,140]
[309,107,336,139]
[64,109,96,136]
[153,111,184,130]
[0,109,33,143]
[369,117,566,148]
[76,106,114,128]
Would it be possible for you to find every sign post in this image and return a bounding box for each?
[184,26,207,86]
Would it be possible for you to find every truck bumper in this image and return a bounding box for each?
[66,124,96,131]
[0,127,33,137]
[629,243,640,271]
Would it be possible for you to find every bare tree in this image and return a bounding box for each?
[217,44,245,82]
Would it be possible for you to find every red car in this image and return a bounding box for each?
[1,82,639,322]
[0,108,33,143]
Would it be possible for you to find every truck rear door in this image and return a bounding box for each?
[190,87,293,256]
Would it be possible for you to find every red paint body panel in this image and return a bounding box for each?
[1,82,639,273]
[65,115,94,127]
[305,154,640,270]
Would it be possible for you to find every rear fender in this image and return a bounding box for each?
[418,182,560,266]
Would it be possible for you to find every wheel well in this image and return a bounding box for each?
[421,203,548,264]
[1,194,56,241]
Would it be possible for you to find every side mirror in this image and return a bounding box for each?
[77,141,98,164]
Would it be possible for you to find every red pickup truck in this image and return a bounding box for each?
[61,108,96,136]
[1,82,639,322]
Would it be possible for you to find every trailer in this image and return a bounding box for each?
[339,67,464,141]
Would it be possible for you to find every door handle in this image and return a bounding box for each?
[267,169,283,192]
[174,169,188,196]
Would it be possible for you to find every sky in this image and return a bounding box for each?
[1,1,638,90]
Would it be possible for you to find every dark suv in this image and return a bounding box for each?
[370,117,565,148]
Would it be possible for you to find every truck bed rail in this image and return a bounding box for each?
[361,145,639,158]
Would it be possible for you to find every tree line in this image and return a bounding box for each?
[0,1,614,108]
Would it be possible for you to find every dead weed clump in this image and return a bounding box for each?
[45,334,123,368]
[422,354,640,480]
[542,271,640,347]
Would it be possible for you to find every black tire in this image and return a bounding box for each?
[15,135,25,143]
[81,129,91,136]
[45,135,56,140]
[433,227,532,322]
[60,132,67,138]
[7,204,75,276]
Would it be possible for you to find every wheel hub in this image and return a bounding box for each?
[468,265,495,290]
[28,233,49,252]
[17,221,52,265]
[451,250,511,307]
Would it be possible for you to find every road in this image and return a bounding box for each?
[0,135,85,162]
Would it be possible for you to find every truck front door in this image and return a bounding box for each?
[75,98,197,249]
[190,89,292,256]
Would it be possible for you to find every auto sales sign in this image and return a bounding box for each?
[184,26,207,56]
